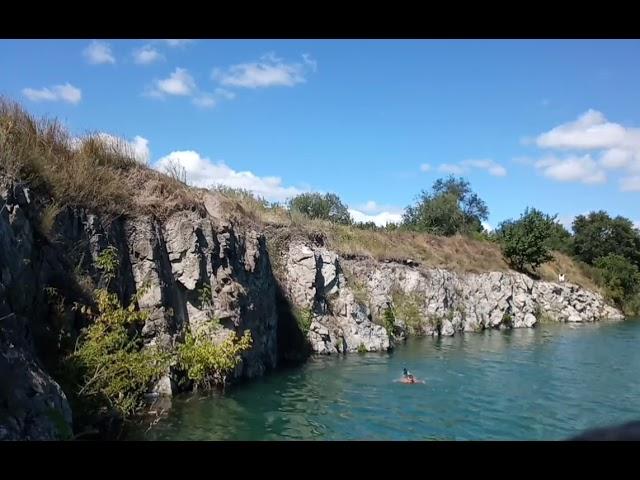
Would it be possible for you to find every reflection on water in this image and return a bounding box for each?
[128,319,640,440]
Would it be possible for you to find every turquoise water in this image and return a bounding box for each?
[129,319,640,440]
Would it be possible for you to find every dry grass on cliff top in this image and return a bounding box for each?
[211,190,601,292]
[0,98,203,220]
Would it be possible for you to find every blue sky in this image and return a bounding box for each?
[1,39,639,229]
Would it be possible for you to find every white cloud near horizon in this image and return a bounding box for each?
[133,45,164,65]
[419,163,431,172]
[83,41,115,65]
[69,133,150,164]
[22,83,82,104]
[213,52,317,89]
[154,151,305,202]
[348,209,403,226]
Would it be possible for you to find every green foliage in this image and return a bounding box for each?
[293,307,314,334]
[288,192,352,225]
[382,306,396,338]
[402,176,489,236]
[353,221,379,231]
[501,312,513,328]
[357,343,367,354]
[594,254,640,311]
[177,330,253,389]
[198,283,212,309]
[496,208,556,272]
[546,221,574,255]
[572,211,640,267]
[391,290,426,334]
[70,289,171,417]
[96,246,119,283]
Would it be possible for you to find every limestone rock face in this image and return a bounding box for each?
[280,242,389,354]
[343,260,624,336]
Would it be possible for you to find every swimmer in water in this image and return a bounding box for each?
[397,367,424,384]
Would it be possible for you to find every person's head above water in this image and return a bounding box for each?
[403,368,408,376]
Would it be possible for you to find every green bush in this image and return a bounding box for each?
[573,211,640,267]
[293,307,314,334]
[357,343,367,354]
[96,246,119,283]
[391,290,426,334]
[177,330,252,389]
[382,306,396,338]
[70,289,171,417]
[496,208,556,272]
[594,254,640,312]
[402,176,489,236]
[288,192,352,224]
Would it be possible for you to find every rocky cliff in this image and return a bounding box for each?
[0,180,624,440]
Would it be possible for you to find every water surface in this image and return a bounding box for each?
[129,319,640,440]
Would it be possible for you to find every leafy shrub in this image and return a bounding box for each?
[177,330,253,389]
[496,208,556,272]
[594,254,640,312]
[70,289,171,417]
[288,192,352,224]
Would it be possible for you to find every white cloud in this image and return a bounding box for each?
[192,94,217,109]
[600,148,632,169]
[130,136,151,164]
[192,89,236,109]
[461,159,507,176]
[535,109,640,180]
[154,151,304,202]
[348,209,403,226]
[437,163,466,175]
[620,176,640,192]
[83,41,115,65]
[213,52,316,89]
[536,109,632,150]
[214,88,236,100]
[163,40,194,47]
[634,220,640,230]
[481,221,493,232]
[534,154,606,184]
[419,163,431,172]
[150,68,196,97]
[22,83,82,104]
[436,159,507,176]
[133,45,164,65]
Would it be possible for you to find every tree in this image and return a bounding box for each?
[546,221,574,255]
[496,208,556,272]
[572,211,640,267]
[402,176,489,236]
[594,254,640,309]
[288,192,352,224]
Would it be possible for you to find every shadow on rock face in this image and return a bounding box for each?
[569,421,640,440]
[275,285,311,366]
